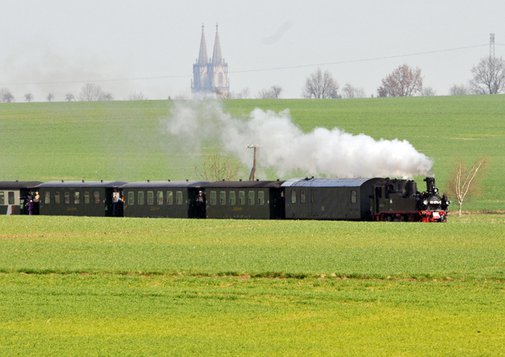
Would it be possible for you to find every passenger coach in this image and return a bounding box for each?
[37,181,126,217]
[121,181,208,218]
[204,180,285,219]
[282,178,381,220]
[0,181,42,215]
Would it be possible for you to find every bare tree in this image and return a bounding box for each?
[421,87,436,96]
[447,157,488,216]
[470,56,505,94]
[78,83,112,101]
[377,64,423,97]
[342,83,366,99]
[449,84,470,96]
[233,88,251,99]
[47,93,54,102]
[0,88,14,103]
[195,154,241,181]
[129,92,146,101]
[303,68,339,99]
[65,93,75,102]
[24,93,33,102]
[258,85,282,99]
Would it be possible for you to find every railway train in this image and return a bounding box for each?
[0,176,449,222]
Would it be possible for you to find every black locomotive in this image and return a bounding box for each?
[1,176,449,222]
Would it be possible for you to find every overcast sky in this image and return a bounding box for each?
[1,0,504,101]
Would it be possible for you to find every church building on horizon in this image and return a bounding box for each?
[192,25,230,98]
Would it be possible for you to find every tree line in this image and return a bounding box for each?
[0,83,115,103]
[2,55,505,102]
[259,54,505,99]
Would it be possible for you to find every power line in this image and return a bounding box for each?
[231,44,489,74]
[0,43,490,86]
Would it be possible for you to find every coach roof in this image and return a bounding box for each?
[120,181,209,189]
[36,181,127,188]
[281,177,376,188]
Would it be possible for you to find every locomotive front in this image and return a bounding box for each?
[417,177,450,222]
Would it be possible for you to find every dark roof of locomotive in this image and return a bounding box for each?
[120,181,209,189]
[282,177,377,188]
[203,180,285,189]
[36,181,127,188]
[0,181,42,189]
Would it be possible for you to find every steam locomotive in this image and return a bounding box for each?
[0,176,449,222]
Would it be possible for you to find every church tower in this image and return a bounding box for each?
[192,25,229,97]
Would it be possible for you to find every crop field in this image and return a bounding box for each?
[1,96,504,210]
[1,97,505,355]
[1,215,505,356]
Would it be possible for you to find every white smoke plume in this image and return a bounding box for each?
[164,100,433,178]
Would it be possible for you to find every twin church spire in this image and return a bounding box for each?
[192,25,229,97]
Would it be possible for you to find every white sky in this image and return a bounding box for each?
[1,0,504,100]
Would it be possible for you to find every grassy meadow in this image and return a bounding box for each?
[1,215,505,355]
[1,96,505,355]
[1,95,504,210]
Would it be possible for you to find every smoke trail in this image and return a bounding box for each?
[164,100,433,178]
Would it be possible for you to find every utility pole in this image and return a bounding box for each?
[247,145,258,181]
[490,33,495,59]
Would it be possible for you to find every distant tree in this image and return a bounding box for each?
[128,92,146,101]
[377,64,423,97]
[194,154,241,181]
[101,93,113,101]
[65,93,75,102]
[341,83,366,99]
[0,88,14,103]
[47,93,54,102]
[24,93,33,102]
[447,157,488,216]
[233,88,251,99]
[78,83,112,101]
[421,87,436,97]
[470,56,505,94]
[303,68,339,99]
[258,85,282,99]
[449,84,470,96]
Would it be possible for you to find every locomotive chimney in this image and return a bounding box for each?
[424,177,436,193]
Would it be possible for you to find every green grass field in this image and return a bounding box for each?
[1,215,505,356]
[1,97,505,355]
[1,96,504,210]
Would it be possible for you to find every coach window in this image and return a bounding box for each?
[55,192,61,204]
[8,192,15,205]
[291,190,297,204]
[167,191,173,205]
[239,191,245,206]
[219,191,226,206]
[147,191,154,205]
[0,192,4,205]
[127,191,135,206]
[248,191,255,206]
[300,190,306,204]
[84,191,90,205]
[64,192,70,205]
[176,191,183,205]
[257,191,265,205]
[74,192,80,205]
[229,191,236,205]
[157,191,164,206]
[138,191,145,205]
[93,191,100,204]
[351,190,357,204]
[209,191,217,206]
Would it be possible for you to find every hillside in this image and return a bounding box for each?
[1,96,504,211]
